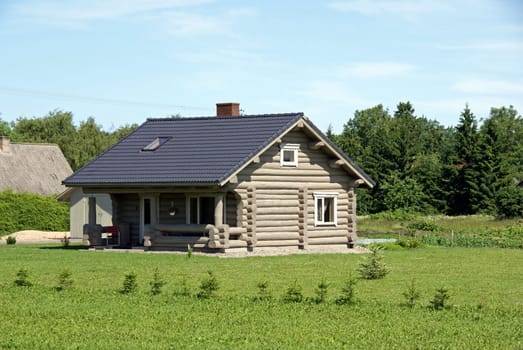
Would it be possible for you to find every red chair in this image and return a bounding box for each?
[102,226,119,246]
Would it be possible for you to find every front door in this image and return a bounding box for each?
[140,195,157,244]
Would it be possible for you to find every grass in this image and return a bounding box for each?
[357,214,522,236]
[357,214,523,248]
[0,244,522,349]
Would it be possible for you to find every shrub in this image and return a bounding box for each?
[6,236,16,245]
[120,272,138,294]
[173,276,191,298]
[62,235,70,248]
[369,242,404,251]
[14,268,32,287]
[429,287,451,310]
[408,221,442,232]
[187,244,193,258]
[282,280,303,303]
[0,190,68,236]
[150,268,166,296]
[197,271,219,299]
[420,225,523,249]
[55,270,73,291]
[312,279,329,304]
[398,236,421,248]
[358,246,390,280]
[401,279,420,308]
[335,273,357,305]
[368,209,418,221]
[252,280,271,302]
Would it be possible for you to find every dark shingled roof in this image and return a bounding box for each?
[63,113,303,186]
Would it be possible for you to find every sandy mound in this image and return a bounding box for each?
[2,230,70,244]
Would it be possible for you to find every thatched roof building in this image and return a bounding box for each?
[0,136,72,195]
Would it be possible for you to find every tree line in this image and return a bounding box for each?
[1,104,522,218]
[0,110,137,171]
[330,102,523,218]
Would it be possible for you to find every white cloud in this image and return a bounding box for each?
[299,80,367,105]
[328,0,450,19]
[13,0,214,21]
[341,62,416,78]
[10,0,254,36]
[151,11,222,36]
[453,78,523,95]
[10,0,216,30]
[438,41,523,51]
[176,47,263,65]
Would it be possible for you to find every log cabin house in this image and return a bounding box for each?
[63,103,375,253]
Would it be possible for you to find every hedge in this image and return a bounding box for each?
[0,190,69,236]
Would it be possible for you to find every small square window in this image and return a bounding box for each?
[280,143,299,167]
[314,192,338,226]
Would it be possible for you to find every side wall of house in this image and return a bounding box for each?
[232,128,358,248]
[70,189,113,239]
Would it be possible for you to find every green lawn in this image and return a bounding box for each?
[357,214,523,248]
[1,245,522,349]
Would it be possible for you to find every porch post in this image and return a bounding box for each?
[347,187,357,245]
[88,197,97,225]
[214,193,224,227]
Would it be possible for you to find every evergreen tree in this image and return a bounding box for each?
[473,121,497,213]
[479,106,523,216]
[450,106,480,214]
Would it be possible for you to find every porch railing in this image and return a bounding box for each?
[144,224,247,250]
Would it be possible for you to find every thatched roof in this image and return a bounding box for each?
[0,138,72,195]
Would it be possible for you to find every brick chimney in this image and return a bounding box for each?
[216,102,240,117]
[0,136,10,153]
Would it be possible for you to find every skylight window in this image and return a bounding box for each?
[142,137,170,152]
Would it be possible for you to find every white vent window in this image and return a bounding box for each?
[142,137,170,152]
[314,192,338,226]
[280,143,299,167]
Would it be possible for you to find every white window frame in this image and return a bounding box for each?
[314,192,338,226]
[280,143,300,167]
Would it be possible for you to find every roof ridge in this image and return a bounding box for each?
[10,142,61,147]
[146,112,304,122]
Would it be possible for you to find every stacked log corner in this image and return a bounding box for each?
[83,224,102,246]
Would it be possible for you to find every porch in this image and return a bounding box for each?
[83,190,249,252]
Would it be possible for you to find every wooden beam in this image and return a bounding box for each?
[328,159,344,168]
[350,179,365,187]
[252,157,260,164]
[308,141,325,150]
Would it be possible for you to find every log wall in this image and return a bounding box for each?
[113,193,140,245]
[231,129,359,249]
[159,193,186,225]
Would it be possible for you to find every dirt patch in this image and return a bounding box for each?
[2,230,69,244]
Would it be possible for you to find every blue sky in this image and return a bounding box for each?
[0,0,522,133]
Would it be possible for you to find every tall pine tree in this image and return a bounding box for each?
[450,105,480,214]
